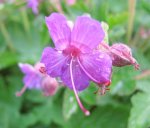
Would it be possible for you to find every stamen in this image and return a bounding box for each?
[100,85,106,95]
[70,58,90,116]
[100,81,111,95]
[15,85,27,97]
[94,88,100,94]
[94,81,111,95]
[39,66,47,74]
[94,87,110,95]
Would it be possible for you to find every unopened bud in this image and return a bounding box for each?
[110,43,139,69]
[41,76,58,96]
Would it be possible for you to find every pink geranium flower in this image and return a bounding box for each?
[41,13,112,115]
[27,0,39,14]
[66,0,76,5]
[16,62,58,96]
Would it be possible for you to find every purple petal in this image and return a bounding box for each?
[18,63,34,74]
[71,16,105,53]
[45,13,71,50]
[61,59,90,91]
[23,73,41,89]
[40,47,68,77]
[27,0,39,14]
[78,51,112,84]
[32,6,38,14]
[19,63,42,89]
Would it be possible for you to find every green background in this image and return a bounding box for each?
[0,0,150,128]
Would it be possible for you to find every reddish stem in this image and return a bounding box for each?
[16,85,27,97]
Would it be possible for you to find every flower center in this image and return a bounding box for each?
[63,45,81,57]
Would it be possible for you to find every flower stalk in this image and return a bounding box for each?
[127,0,136,44]
[0,22,15,52]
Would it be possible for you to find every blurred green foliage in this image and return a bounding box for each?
[0,0,150,128]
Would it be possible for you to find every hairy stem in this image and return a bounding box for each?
[0,22,15,52]
[127,0,136,44]
[21,9,30,34]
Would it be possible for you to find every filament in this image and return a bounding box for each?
[69,58,90,116]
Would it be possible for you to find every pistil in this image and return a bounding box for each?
[69,58,90,116]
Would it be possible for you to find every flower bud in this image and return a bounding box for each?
[41,76,58,96]
[110,43,139,69]
[66,0,76,5]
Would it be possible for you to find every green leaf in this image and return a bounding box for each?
[1,74,22,110]
[0,36,6,54]
[109,25,126,42]
[0,51,18,70]
[92,0,109,21]
[9,26,43,62]
[128,92,150,128]
[80,83,97,105]
[96,93,120,107]
[110,66,138,96]
[107,0,127,13]
[63,88,78,120]
[136,80,150,93]
[64,105,130,128]
[133,50,150,69]
[0,75,23,128]
[107,12,128,29]
[65,0,90,16]
[25,90,47,103]
[141,0,150,13]
[0,105,21,128]
[51,95,65,126]
[31,98,53,125]
[20,113,37,128]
